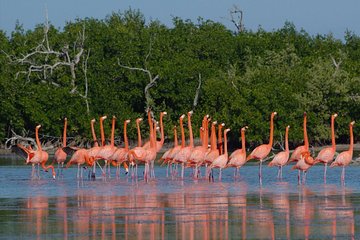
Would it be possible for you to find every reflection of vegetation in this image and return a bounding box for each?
[0,10,359,145]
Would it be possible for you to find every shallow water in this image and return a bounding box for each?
[0,160,359,239]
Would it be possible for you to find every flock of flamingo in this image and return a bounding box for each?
[12,110,355,185]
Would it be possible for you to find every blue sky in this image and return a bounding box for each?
[0,0,359,40]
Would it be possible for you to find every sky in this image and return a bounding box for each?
[0,0,359,40]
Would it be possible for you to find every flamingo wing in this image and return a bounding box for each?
[11,144,32,160]
[62,146,80,156]
[316,147,335,163]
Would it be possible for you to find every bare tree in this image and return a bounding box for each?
[229,5,245,34]
[2,12,91,114]
[192,73,202,110]
[118,37,159,111]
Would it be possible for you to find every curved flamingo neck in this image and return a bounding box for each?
[110,117,116,147]
[210,124,217,150]
[269,114,275,147]
[241,130,246,153]
[136,121,142,147]
[35,126,42,151]
[188,113,194,147]
[349,124,354,152]
[304,115,309,150]
[124,121,129,150]
[100,117,106,146]
[285,127,289,152]
[224,130,228,155]
[62,118,67,147]
[174,127,178,147]
[331,116,336,150]
[91,120,99,147]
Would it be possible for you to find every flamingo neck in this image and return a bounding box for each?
[124,122,129,150]
[224,130,228,155]
[110,117,115,147]
[136,122,142,147]
[211,124,217,150]
[349,124,354,152]
[285,127,289,152]
[188,114,194,147]
[218,126,223,154]
[269,115,275,147]
[180,118,185,147]
[35,127,41,151]
[91,121,99,147]
[100,118,105,146]
[160,113,165,145]
[241,130,246,153]
[174,128,178,147]
[205,120,209,148]
[41,161,55,178]
[304,115,309,150]
[62,119,67,147]
[148,111,155,148]
[331,116,336,150]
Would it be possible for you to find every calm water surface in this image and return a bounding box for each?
[0,158,359,239]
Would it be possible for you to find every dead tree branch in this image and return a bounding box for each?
[229,5,245,33]
[193,73,202,110]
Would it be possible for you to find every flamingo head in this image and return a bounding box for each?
[303,112,307,117]
[136,118,143,123]
[36,125,41,130]
[351,121,355,126]
[180,114,185,119]
[112,115,117,120]
[272,112,277,118]
[188,110,193,116]
[221,123,225,127]
[64,117,67,122]
[225,128,231,134]
[212,121,218,125]
[241,126,248,131]
[287,125,290,129]
[125,119,131,124]
[91,118,96,123]
[162,111,167,116]
[101,116,107,121]
[333,113,338,118]
[173,125,177,130]
[52,172,56,179]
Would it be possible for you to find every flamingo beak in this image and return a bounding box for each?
[334,113,338,118]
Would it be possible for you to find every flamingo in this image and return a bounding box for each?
[65,148,93,179]
[188,115,210,178]
[292,151,318,184]
[128,110,157,182]
[268,125,290,179]
[96,115,118,177]
[315,113,338,183]
[330,121,355,185]
[13,125,56,179]
[168,115,186,177]
[143,111,167,152]
[227,126,248,178]
[173,111,194,179]
[110,119,131,177]
[53,118,67,174]
[87,118,102,177]
[128,117,144,178]
[217,123,225,155]
[204,121,219,177]
[160,125,178,177]
[209,128,230,181]
[247,112,277,185]
[288,112,309,182]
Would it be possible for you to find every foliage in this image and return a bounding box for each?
[0,9,359,147]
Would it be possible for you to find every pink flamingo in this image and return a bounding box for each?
[14,125,56,179]
[87,118,102,177]
[188,115,209,178]
[65,148,93,179]
[53,118,67,174]
[143,111,167,152]
[97,115,118,177]
[128,117,144,178]
[227,126,248,178]
[204,121,219,177]
[128,110,157,182]
[168,115,186,177]
[110,119,131,177]
[330,121,355,185]
[269,125,290,179]
[209,128,230,181]
[315,113,338,183]
[292,151,318,184]
[173,111,194,179]
[160,126,178,177]
[288,112,309,182]
[247,112,277,185]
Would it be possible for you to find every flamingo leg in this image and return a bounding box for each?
[341,166,345,185]
[280,166,283,179]
[297,170,301,185]
[219,168,222,181]
[303,171,307,184]
[181,163,184,179]
[259,161,262,185]
[324,163,328,184]
[277,167,280,179]
[77,164,80,179]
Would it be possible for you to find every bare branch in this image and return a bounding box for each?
[193,73,202,110]
[228,5,245,33]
